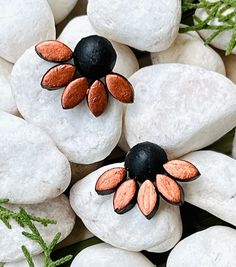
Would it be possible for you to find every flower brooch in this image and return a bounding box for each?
[95,142,200,219]
[35,35,134,117]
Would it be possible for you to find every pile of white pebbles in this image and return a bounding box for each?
[1,0,236,266]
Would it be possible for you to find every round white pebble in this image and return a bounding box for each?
[0,195,75,263]
[70,163,182,253]
[0,111,71,204]
[71,243,154,267]
[0,0,55,63]
[182,150,236,227]
[167,226,236,267]
[87,0,181,52]
[0,58,17,114]
[47,0,78,24]
[11,46,123,164]
[58,15,139,78]
[151,32,225,75]
[4,255,44,267]
[124,64,236,159]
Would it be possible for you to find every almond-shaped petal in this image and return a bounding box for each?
[137,180,159,220]
[87,80,108,117]
[156,174,184,205]
[41,64,76,90]
[106,73,134,103]
[61,77,88,109]
[35,40,73,62]
[95,167,127,195]
[113,179,138,214]
[163,160,200,182]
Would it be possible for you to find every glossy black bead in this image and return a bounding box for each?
[125,142,168,183]
[73,35,117,79]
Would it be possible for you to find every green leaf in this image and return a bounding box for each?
[22,246,35,267]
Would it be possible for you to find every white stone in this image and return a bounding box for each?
[71,243,154,267]
[167,226,236,267]
[11,46,123,164]
[196,8,236,54]
[58,15,139,78]
[181,150,236,227]
[4,255,44,267]
[47,0,78,24]
[0,195,75,263]
[70,163,182,253]
[87,0,181,52]
[0,111,71,204]
[0,0,55,63]
[124,64,236,159]
[221,53,236,84]
[151,32,225,75]
[0,58,17,114]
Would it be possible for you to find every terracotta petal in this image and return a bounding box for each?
[106,73,134,103]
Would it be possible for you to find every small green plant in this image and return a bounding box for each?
[0,199,72,267]
[181,0,236,55]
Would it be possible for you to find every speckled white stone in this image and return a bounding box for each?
[151,31,225,75]
[181,151,236,226]
[0,58,17,114]
[11,46,123,164]
[167,226,236,267]
[0,111,71,204]
[47,0,78,24]
[71,243,154,267]
[70,163,182,253]
[4,255,44,267]
[196,8,236,54]
[124,64,236,159]
[0,195,75,263]
[58,15,139,78]
[87,0,181,52]
[0,0,55,63]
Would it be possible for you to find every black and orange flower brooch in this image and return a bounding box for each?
[35,35,134,117]
[95,142,200,219]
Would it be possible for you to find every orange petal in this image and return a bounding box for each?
[106,73,134,103]
[61,78,88,109]
[95,167,127,195]
[163,160,200,182]
[156,174,184,205]
[137,180,159,219]
[35,40,73,62]
[87,80,108,117]
[41,64,76,90]
[113,179,138,214]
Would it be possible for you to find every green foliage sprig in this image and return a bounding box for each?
[0,199,72,267]
[181,0,236,55]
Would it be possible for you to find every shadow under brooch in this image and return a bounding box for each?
[35,35,134,117]
[95,142,200,219]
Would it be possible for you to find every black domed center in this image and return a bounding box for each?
[73,35,117,80]
[125,142,168,183]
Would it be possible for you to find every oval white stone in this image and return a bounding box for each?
[4,255,44,267]
[0,58,17,114]
[124,64,236,159]
[151,32,225,75]
[196,8,236,54]
[70,163,182,252]
[0,195,75,263]
[167,226,236,267]
[58,15,139,78]
[87,0,181,52]
[0,111,71,204]
[0,0,55,63]
[71,243,154,267]
[47,0,78,24]
[181,150,236,226]
[11,47,123,164]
